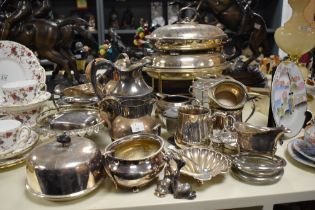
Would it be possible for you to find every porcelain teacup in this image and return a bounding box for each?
[0,119,31,151]
[1,80,46,105]
[304,125,315,146]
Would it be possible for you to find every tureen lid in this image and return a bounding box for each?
[146,8,227,41]
[27,134,100,170]
[147,23,227,41]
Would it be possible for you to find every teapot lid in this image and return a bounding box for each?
[115,53,151,72]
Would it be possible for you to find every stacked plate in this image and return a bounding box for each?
[0,41,50,127]
[231,153,286,185]
[0,41,46,168]
[288,138,315,168]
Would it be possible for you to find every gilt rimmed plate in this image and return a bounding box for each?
[0,41,46,88]
[271,61,307,138]
[0,91,51,111]
[0,130,39,160]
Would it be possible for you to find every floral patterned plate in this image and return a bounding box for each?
[0,91,51,110]
[0,92,51,127]
[0,153,26,169]
[0,41,45,92]
[0,130,38,160]
[292,138,315,162]
[271,61,307,138]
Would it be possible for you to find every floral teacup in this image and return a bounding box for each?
[1,80,46,105]
[0,119,31,151]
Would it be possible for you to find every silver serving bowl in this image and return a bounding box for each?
[176,147,231,182]
[35,105,107,137]
[104,133,165,191]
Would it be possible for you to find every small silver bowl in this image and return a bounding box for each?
[103,133,165,191]
[175,147,231,182]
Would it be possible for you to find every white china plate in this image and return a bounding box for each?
[0,130,39,160]
[0,91,51,110]
[271,61,307,138]
[287,140,315,168]
[0,41,45,90]
[0,153,27,169]
[292,138,315,162]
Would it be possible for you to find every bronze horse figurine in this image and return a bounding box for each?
[172,0,268,65]
[0,18,89,83]
[0,0,96,84]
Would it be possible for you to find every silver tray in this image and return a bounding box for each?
[35,105,106,137]
[232,153,286,177]
[231,166,284,185]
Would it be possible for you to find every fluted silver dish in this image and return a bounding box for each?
[175,147,231,182]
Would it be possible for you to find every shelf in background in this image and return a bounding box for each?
[104,29,136,34]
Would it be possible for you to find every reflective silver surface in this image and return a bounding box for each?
[104,133,165,190]
[146,17,227,51]
[26,136,104,199]
[156,94,193,114]
[163,108,179,135]
[147,22,227,41]
[232,153,286,177]
[143,62,230,80]
[234,122,290,155]
[36,105,106,136]
[231,166,284,185]
[175,105,212,147]
[208,80,248,110]
[176,147,231,182]
[88,54,153,100]
[151,53,226,69]
[100,98,160,139]
[190,75,234,107]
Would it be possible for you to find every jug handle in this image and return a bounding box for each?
[90,58,116,100]
[244,94,256,123]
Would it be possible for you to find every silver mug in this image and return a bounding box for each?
[175,105,212,147]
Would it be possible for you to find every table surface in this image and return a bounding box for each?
[1,99,315,210]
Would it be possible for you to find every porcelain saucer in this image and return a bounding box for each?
[287,140,315,168]
[0,153,27,169]
[0,91,51,110]
[0,130,39,160]
[292,138,315,162]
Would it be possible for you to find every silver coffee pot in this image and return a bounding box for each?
[86,53,153,101]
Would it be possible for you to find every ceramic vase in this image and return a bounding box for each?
[275,0,315,60]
